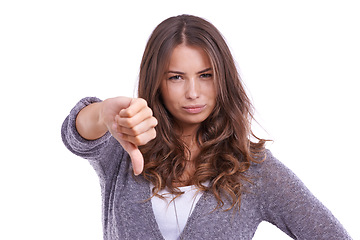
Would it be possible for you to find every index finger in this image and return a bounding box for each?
[119,98,147,118]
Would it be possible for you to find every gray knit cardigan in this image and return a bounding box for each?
[61,97,351,240]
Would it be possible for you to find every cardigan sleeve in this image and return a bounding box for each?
[61,97,127,180]
[61,97,112,160]
[256,150,352,239]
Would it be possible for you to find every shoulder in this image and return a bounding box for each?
[248,149,293,180]
[245,149,306,201]
[245,149,317,213]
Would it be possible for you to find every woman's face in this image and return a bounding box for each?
[160,44,216,134]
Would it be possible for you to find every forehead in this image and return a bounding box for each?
[167,44,212,71]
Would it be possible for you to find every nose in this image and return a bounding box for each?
[185,77,199,99]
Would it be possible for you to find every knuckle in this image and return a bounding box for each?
[125,109,133,117]
[135,98,147,107]
[139,98,148,106]
[120,109,131,118]
[152,117,158,127]
[124,118,135,128]
[131,126,141,136]
[151,129,157,139]
[133,135,143,146]
[147,107,153,116]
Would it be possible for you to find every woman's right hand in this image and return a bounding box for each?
[76,97,157,175]
[100,97,158,175]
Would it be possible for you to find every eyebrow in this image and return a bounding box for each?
[167,67,212,75]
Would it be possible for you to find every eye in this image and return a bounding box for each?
[168,75,182,80]
[200,73,212,78]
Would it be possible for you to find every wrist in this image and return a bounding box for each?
[96,101,109,133]
[76,101,108,140]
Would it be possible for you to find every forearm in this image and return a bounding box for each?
[76,102,108,140]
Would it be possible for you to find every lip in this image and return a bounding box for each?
[182,105,206,114]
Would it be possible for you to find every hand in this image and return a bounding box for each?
[100,97,157,175]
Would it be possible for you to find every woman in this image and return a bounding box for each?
[61,15,351,239]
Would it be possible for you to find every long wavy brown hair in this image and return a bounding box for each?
[138,15,267,210]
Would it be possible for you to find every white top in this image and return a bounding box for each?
[150,184,206,240]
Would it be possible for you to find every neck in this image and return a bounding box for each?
[173,124,201,187]
[173,135,200,187]
[176,121,200,138]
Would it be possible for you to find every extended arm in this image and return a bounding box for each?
[74,97,157,175]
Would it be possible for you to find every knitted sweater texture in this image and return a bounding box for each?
[61,97,351,240]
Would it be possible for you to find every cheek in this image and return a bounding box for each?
[164,84,182,101]
[160,83,170,102]
[204,82,217,101]
[160,84,178,110]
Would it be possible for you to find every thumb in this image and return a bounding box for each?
[119,139,144,176]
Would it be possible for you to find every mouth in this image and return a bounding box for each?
[182,105,206,114]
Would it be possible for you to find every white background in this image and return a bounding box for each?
[1,0,359,239]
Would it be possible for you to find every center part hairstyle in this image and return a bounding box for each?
[138,14,266,210]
